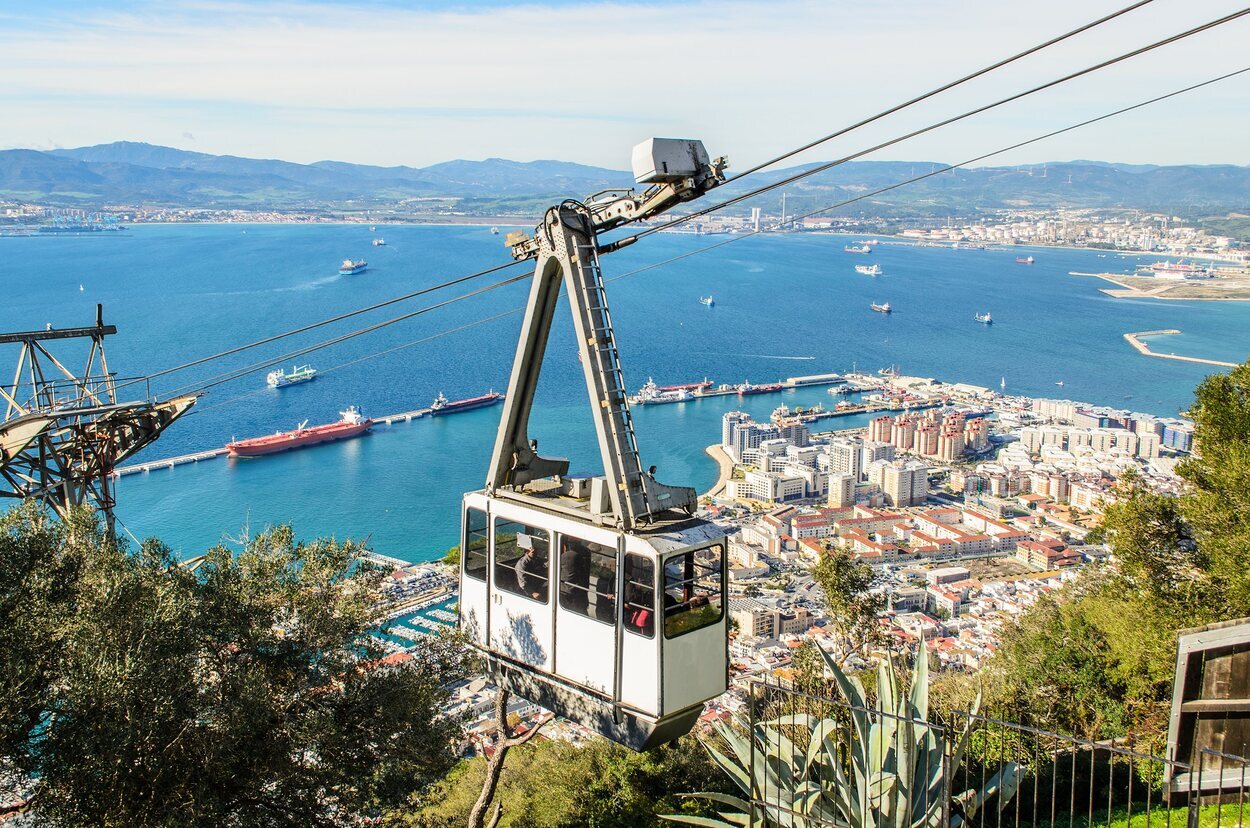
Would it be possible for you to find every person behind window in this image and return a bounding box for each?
[593,573,615,623]
[560,538,590,614]
[514,534,547,600]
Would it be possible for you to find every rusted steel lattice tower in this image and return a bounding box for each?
[0,304,197,531]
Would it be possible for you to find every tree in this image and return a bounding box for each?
[389,734,734,827]
[811,547,885,662]
[980,359,1250,744]
[0,504,471,827]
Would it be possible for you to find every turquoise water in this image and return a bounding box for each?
[2,225,1247,562]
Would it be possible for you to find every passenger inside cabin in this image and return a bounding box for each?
[514,533,548,600]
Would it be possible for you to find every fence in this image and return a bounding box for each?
[736,678,1230,828]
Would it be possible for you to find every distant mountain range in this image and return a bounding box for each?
[1,141,1246,216]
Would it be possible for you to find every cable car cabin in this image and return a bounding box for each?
[458,484,727,751]
[457,138,731,749]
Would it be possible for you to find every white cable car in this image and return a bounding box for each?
[458,139,730,749]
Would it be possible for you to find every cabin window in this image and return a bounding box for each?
[494,519,550,603]
[558,537,617,624]
[663,545,724,639]
[463,507,489,582]
[623,554,655,638]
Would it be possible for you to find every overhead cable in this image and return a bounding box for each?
[626,6,1250,242]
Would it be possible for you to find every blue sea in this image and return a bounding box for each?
[2,225,1246,562]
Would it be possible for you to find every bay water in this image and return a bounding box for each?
[3,224,1246,561]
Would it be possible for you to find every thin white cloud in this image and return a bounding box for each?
[2,0,1248,167]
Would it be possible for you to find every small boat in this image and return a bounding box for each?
[339,259,368,275]
[699,295,714,306]
[79,284,84,291]
[1055,381,1065,386]
[855,264,882,276]
[372,238,386,246]
[975,312,992,325]
[1016,256,1035,264]
[844,244,871,254]
[1000,377,1006,391]
[267,364,318,388]
[871,302,892,314]
[491,226,500,235]
[369,226,376,231]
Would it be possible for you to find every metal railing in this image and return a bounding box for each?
[737,678,1218,828]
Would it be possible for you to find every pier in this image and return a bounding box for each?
[113,447,228,476]
[1123,330,1238,368]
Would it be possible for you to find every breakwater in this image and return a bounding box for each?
[1123,330,1238,369]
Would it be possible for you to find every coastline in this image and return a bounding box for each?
[702,444,734,500]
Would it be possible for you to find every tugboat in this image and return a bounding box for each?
[226,406,372,457]
[871,302,892,314]
[266,364,318,388]
[339,259,368,275]
[699,295,715,306]
[975,312,993,325]
[855,264,882,276]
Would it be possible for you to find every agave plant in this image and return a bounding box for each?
[662,641,1022,828]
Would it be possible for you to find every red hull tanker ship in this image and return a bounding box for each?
[227,406,372,457]
[430,391,503,416]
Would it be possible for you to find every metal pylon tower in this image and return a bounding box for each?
[0,304,197,531]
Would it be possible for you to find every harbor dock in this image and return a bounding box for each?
[1123,330,1238,368]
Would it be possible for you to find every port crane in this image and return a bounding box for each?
[458,139,730,749]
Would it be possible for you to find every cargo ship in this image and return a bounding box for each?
[267,364,317,388]
[226,406,372,457]
[737,381,783,396]
[339,259,368,275]
[1015,256,1034,264]
[871,302,892,314]
[855,264,882,276]
[975,312,992,325]
[628,378,692,405]
[429,391,504,415]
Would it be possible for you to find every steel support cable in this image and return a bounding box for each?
[106,2,1162,393]
[621,6,1250,244]
[726,0,1156,183]
[605,65,1250,285]
[190,309,523,415]
[170,272,531,395]
[182,65,1248,407]
[113,257,529,394]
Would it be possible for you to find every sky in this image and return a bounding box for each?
[1,0,1248,170]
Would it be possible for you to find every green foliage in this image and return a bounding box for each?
[387,736,734,827]
[811,548,885,660]
[0,505,471,827]
[666,642,1022,828]
[443,544,461,567]
[985,359,1250,745]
